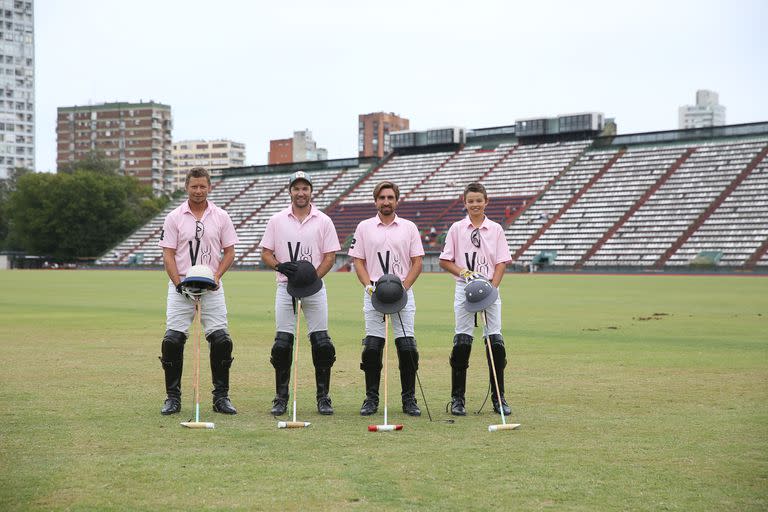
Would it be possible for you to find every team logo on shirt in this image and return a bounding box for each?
[377,250,404,276]
[464,252,490,276]
[288,241,313,262]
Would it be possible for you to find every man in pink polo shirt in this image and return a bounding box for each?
[260,171,340,416]
[348,180,425,417]
[157,167,239,416]
[439,181,512,417]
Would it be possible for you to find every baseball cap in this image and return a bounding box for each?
[288,171,312,189]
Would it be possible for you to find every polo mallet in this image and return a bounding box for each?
[479,310,519,432]
[181,298,215,429]
[278,299,311,429]
[368,314,403,432]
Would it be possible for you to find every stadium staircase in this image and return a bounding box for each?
[653,144,768,269]
[511,148,626,262]
[744,239,768,270]
[502,144,590,226]
[574,147,696,268]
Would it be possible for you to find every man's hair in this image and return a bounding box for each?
[463,181,487,200]
[373,181,400,201]
[185,167,211,187]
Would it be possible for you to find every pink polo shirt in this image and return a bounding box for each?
[259,204,341,283]
[439,216,511,282]
[158,200,239,277]
[348,214,425,283]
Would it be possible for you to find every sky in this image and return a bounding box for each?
[34,0,768,172]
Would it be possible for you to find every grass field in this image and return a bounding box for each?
[1,270,766,511]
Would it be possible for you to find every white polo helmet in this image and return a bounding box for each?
[180,264,217,297]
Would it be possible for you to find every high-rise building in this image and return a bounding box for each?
[56,101,173,195]
[171,139,246,191]
[358,112,409,158]
[268,129,327,165]
[0,0,34,178]
[678,90,726,129]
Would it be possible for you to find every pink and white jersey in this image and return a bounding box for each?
[439,216,511,282]
[348,214,425,283]
[260,204,341,283]
[159,200,239,277]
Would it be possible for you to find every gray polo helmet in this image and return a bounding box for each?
[463,276,498,312]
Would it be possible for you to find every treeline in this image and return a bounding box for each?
[0,152,169,261]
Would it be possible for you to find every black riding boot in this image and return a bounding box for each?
[449,333,472,416]
[396,337,421,417]
[486,334,511,416]
[208,330,237,414]
[450,367,468,416]
[315,368,334,415]
[310,331,336,415]
[360,366,381,415]
[270,332,294,415]
[360,336,384,416]
[159,330,186,415]
[271,368,290,415]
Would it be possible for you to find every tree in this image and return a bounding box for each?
[6,169,166,260]
[0,167,33,250]
[58,151,120,176]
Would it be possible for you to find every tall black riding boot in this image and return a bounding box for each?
[208,329,237,414]
[450,366,468,416]
[159,329,186,415]
[396,337,421,417]
[449,333,472,416]
[360,366,381,415]
[271,368,291,416]
[315,368,334,415]
[360,336,384,416]
[270,332,294,415]
[310,331,336,415]
[486,334,511,416]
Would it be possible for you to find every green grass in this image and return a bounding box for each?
[0,270,766,511]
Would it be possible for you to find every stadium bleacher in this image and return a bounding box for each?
[96,122,768,272]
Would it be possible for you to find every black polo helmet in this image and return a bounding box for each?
[371,274,408,314]
[286,260,323,298]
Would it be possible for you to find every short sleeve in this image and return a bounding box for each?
[438,224,456,261]
[158,214,177,249]
[347,222,365,259]
[495,224,511,264]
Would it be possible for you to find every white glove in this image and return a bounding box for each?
[365,284,375,296]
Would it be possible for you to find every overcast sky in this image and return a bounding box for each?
[34,0,767,172]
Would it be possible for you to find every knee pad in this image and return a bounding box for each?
[449,333,473,370]
[161,330,187,362]
[270,331,294,370]
[488,334,506,369]
[207,329,233,366]
[309,330,336,369]
[395,337,419,371]
[360,336,385,372]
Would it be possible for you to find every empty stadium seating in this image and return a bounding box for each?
[96,124,768,272]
